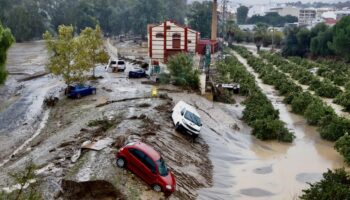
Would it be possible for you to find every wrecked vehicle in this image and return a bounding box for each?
[106,59,126,72]
[172,101,202,138]
[128,67,146,78]
[65,85,97,99]
[116,142,176,196]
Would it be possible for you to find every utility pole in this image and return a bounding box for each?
[221,0,228,40]
[211,0,218,40]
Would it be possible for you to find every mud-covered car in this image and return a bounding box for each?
[172,101,202,138]
[128,67,146,78]
[65,85,96,99]
[116,142,176,196]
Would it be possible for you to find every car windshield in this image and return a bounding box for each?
[156,158,168,177]
[118,61,125,65]
[111,61,117,64]
[184,111,201,126]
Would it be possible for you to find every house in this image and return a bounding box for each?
[148,20,199,63]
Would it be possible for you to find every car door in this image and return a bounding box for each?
[142,154,158,184]
[128,148,150,182]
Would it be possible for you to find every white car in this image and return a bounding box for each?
[116,60,126,71]
[107,59,126,72]
[171,101,202,138]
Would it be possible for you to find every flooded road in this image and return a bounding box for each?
[0,41,63,162]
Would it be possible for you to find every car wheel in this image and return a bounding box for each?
[175,122,180,131]
[152,184,162,192]
[116,158,126,168]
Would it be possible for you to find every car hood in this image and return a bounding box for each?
[183,119,201,131]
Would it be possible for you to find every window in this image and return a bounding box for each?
[188,40,192,44]
[172,33,181,38]
[144,156,156,173]
[166,26,171,30]
[129,148,145,162]
[156,158,169,177]
[155,33,164,38]
[184,111,202,126]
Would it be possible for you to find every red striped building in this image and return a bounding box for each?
[148,21,200,63]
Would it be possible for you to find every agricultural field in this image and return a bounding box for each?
[232,46,350,165]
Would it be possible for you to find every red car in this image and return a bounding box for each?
[116,142,176,195]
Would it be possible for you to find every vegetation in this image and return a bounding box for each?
[335,134,350,165]
[167,53,199,90]
[44,25,108,85]
[216,49,294,142]
[0,22,15,84]
[247,13,298,27]
[0,162,41,200]
[330,16,350,61]
[187,1,212,39]
[234,45,350,143]
[282,16,350,60]
[0,0,188,41]
[300,168,350,200]
[236,6,249,25]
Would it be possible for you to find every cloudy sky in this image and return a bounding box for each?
[188,0,349,5]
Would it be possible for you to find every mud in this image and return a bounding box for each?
[0,41,212,200]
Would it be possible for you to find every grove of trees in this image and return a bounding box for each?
[282,16,350,60]
[0,0,189,41]
[0,23,15,84]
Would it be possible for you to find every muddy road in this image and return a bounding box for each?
[0,41,63,163]
[0,41,348,200]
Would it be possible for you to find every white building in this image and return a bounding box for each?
[266,7,300,17]
[299,8,317,26]
[335,10,350,20]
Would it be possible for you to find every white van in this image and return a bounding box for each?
[171,101,202,138]
[107,59,126,72]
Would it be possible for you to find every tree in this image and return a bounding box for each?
[310,28,334,56]
[78,25,109,77]
[330,16,350,61]
[44,25,107,85]
[300,169,350,200]
[335,134,350,164]
[188,1,212,38]
[0,22,14,84]
[167,53,199,90]
[254,23,268,51]
[247,13,298,27]
[237,6,249,25]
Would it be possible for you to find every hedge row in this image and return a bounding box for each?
[216,52,294,142]
[260,52,342,99]
[233,46,350,164]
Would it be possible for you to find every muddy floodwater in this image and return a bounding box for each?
[0,41,348,200]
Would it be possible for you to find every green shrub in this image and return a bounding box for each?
[335,134,350,165]
[291,92,314,114]
[304,100,334,125]
[319,116,350,141]
[158,73,171,84]
[300,168,350,200]
[252,119,294,142]
[334,90,350,111]
[315,79,342,98]
[167,53,199,90]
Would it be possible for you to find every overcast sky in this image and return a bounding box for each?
[188,0,349,6]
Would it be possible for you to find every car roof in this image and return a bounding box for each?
[176,101,200,116]
[128,142,161,161]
